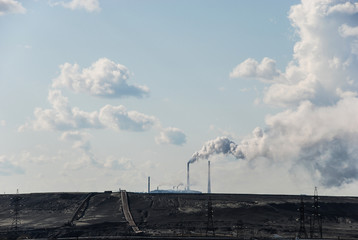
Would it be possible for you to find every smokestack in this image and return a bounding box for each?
[187,162,190,191]
[208,161,211,194]
[148,176,150,193]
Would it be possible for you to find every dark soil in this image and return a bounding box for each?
[0,192,357,239]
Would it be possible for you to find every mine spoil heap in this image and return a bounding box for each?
[0,192,357,239]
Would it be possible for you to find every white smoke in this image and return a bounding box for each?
[188,136,244,164]
[194,0,358,188]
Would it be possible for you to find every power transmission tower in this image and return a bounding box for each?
[10,189,22,232]
[206,196,215,236]
[310,187,322,238]
[297,195,308,238]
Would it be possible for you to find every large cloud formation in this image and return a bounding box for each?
[231,0,358,108]
[0,0,26,15]
[52,58,149,98]
[196,0,358,188]
[21,57,186,146]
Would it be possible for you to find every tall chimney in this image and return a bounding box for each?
[208,161,211,194]
[148,176,151,193]
[187,162,190,191]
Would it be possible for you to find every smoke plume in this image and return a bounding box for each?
[193,0,358,188]
[189,137,244,164]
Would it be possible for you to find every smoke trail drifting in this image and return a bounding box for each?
[197,0,358,188]
[189,136,245,164]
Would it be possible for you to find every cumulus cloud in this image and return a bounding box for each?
[61,131,92,151]
[60,131,98,168]
[0,0,26,16]
[231,0,358,107]
[19,89,157,132]
[21,56,185,145]
[339,24,358,37]
[52,58,149,98]
[50,0,100,12]
[328,1,358,14]
[99,105,156,132]
[60,131,136,171]
[199,0,358,188]
[155,127,187,146]
[230,57,283,82]
[0,155,24,175]
[103,156,134,170]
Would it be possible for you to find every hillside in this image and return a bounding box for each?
[0,192,357,239]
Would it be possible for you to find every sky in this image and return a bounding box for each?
[1,0,358,196]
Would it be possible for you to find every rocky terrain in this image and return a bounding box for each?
[0,192,357,239]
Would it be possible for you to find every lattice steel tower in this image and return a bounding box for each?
[310,187,322,238]
[10,189,22,232]
[297,195,308,238]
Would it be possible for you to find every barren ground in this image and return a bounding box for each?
[0,192,357,239]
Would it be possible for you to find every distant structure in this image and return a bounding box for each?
[187,160,212,193]
[148,175,200,194]
[11,189,21,232]
[297,195,308,238]
[187,162,190,191]
[148,176,151,193]
[150,188,201,194]
[310,187,323,238]
[207,161,211,194]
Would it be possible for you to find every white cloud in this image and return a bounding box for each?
[52,58,149,98]
[328,1,358,14]
[155,127,187,146]
[0,120,5,126]
[0,155,24,175]
[339,24,358,37]
[231,0,358,107]
[19,89,157,132]
[263,76,316,107]
[60,130,136,171]
[0,0,26,16]
[60,131,98,168]
[230,57,283,83]
[99,105,156,132]
[51,0,100,12]
[60,131,92,151]
[103,156,134,170]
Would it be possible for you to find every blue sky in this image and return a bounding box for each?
[1,0,358,196]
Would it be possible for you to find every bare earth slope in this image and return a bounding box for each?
[0,192,357,239]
